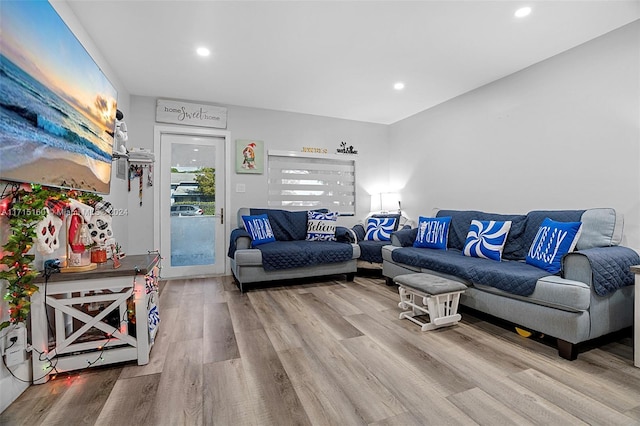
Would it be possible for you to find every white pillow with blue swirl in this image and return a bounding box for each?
[463,220,512,262]
[365,217,397,241]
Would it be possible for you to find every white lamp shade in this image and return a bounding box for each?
[370,192,400,213]
[370,193,382,212]
[381,192,400,212]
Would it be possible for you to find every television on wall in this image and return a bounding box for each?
[0,0,118,194]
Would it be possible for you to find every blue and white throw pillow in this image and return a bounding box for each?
[414,216,451,249]
[526,218,582,274]
[365,217,397,241]
[306,211,338,241]
[463,220,512,261]
[241,214,276,246]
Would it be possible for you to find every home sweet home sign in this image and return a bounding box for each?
[156,99,227,129]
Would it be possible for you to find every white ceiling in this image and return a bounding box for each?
[66,1,640,125]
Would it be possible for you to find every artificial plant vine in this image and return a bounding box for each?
[0,183,102,330]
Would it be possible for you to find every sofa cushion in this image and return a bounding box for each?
[414,216,451,249]
[254,240,354,271]
[250,208,308,241]
[463,220,512,261]
[577,208,623,250]
[358,240,388,264]
[473,275,591,312]
[526,218,582,274]
[306,211,338,241]
[391,247,549,296]
[365,216,397,241]
[241,214,276,246]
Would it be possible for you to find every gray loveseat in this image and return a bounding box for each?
[228,208,360,292]
[382,208,639,360]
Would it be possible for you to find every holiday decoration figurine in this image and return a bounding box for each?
[34,207,63,254]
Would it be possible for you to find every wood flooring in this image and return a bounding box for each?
[2,274,639,425]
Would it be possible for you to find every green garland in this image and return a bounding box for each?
[0,184,102,330]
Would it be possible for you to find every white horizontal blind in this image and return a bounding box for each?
[268,152,356,215]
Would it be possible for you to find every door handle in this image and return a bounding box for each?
[220,207,224,225]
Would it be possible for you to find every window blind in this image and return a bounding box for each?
[267,152,356,215]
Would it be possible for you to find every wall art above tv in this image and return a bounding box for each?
[0,0,118,194]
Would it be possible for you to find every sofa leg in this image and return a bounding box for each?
[557,339,578,360]
[385,277,395,286]
[346,272,355,282]
[233,277,246,293]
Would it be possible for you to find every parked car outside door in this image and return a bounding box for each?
[170,205,203,216]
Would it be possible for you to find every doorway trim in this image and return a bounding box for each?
[153,124,232,276]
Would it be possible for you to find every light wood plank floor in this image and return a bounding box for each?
[2,274,639,425]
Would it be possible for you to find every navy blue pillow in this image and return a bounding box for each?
[414,216,451,249]
[526,218,582,274]
[242,214,276,246]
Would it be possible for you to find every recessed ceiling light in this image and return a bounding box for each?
[394,82,405,90]
[515,7,532,18]
[193,148,199,152]
[196,46,210,57]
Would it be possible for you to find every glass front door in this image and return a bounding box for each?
[158,132,226,278]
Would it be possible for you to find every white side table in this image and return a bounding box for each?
[632,265,640,368]
[30,254,161,383]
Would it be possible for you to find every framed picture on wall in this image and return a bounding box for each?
[236,139,264,174]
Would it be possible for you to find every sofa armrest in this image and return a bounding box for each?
[352,224,365,242]
[336,226,356,243]
[562,246,640,296]
[228,228,252,258]
[390,228,418,247]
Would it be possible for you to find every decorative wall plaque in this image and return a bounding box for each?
[156,99,227,129]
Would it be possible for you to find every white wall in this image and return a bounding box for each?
[125,96,389,254]
[389,21,640,250]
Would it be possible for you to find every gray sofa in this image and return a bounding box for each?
[382,208,639,360]
[229,208,360,292]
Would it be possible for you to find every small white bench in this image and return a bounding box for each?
[394,273,467,331]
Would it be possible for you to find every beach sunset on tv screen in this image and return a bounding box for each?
[0,1,117,194]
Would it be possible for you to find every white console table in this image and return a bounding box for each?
[632,265,640,368]
[30,254,161,384]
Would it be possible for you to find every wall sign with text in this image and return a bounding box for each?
[156,99,227,129]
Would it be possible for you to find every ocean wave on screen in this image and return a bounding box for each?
[1,56,113,163]
[36,115,111,162]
